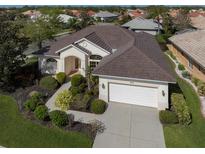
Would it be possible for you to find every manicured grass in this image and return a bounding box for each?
[163,55,205,147]
[0,94,92,148]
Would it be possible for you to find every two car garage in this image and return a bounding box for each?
[109,83,158,108]
[98,77,169,110]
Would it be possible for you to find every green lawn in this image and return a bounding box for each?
[164,55,205,147]
[0,94,92,148]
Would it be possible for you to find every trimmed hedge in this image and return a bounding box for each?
[171,93,191,125]
[55,90,73,110]
[49,110,68,127]
[24,98,38,111]
[34,105,49,120]
[159,110,178,124]
[91,99,106,114]
[71,74,85,87]
[71,94,91,111]
[56,72,66,85]
[178,63,185,71]
[39,76,58,90]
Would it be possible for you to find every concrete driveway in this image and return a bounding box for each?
[92,102,165,148]
[46,84,165,148]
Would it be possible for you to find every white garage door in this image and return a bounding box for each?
[109,83,158,108]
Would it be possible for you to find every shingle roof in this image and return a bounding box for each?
[122,17,162,30]
[93,30,175,83]
[169,30,205,69]
[85,32,113,53]
[37,25,175,82]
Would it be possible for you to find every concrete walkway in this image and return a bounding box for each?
[46,82,71,111]
[46,86,165,148]
[167,54,205,117]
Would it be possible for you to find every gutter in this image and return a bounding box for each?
[92,73,176,84]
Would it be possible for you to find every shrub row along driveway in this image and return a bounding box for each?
[46,85,165,148]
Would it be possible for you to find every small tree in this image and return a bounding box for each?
[0,13,29,88]
[23,15,62,49]
[173,9,191,31]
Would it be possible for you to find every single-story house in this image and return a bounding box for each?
[168,30,205,82]
[37,25,175,110]
[94,11,118,22]
[122,17,162,35]
[127,9,147,19]
[58,14,74,23]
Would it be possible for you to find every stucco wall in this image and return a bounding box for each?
[38,56,58,74]
[98,77,169,110]
[59,46,87,76]
[167,44,205,82]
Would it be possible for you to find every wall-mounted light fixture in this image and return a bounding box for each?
[102,83,105,89]
[162,90,165,97]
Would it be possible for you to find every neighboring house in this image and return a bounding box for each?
[122,17,162,35]
[94,11,118,22]
[70,9,81,18]
[36,25,175,110]
[22,10,41,21]
[127,9,147,19]
[190,15,205,30]
[58,14,74,23]
[87,10,96,17]
[168,30,205,82]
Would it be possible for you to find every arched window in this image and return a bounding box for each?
[90,55,102,60]
[46,58,57,74]
[46,58,57,63]
[89,55,102,70]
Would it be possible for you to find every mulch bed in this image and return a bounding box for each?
[11,85,56,111]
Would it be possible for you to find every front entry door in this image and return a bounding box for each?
[75,58,79,69]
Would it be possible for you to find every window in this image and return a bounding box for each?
[46,58,57,63]
[90,55,102,60]
[188,59,193,69]
[89,55,102,70]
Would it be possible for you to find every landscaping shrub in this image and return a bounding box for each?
[24,98,38,111]
[70,86,80,96]
[159,110,178,124]
[198,83,205,96]
[181,71,191,79]
[178,63,185,71]
[55,90,73,110]
[191,77,200,86]
[79,83,87,93]
[171,93,192,125]
[71,74,85,87]
[91,99,107,114]
[71,94,91,111]
[49,110,68,127]
[34,105,49,120]
[39,76,58,90]
[56,72,66,85]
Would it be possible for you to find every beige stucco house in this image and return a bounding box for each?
[37,25,175,110]
[168,30,205,82]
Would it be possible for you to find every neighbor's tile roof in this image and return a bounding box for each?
[169,30,205,68]
[122,17,162,30]
[94,11,118,18]
[190,15,205,30]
